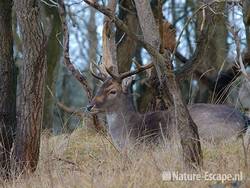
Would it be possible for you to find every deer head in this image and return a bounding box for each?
[87,78,126,113]
[87,61,153,113]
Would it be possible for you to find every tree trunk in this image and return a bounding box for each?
[13,0,46,173]
[134,0,202,169]
[165,53,203,168]
[87,8,98,68]
[42,4,62,131]
[195,2,228,103]
[87,7,98,93]
[135,0,167,112]
[0,0,16,178]
[116,0,139,73]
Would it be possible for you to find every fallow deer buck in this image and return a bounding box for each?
[87,62,249,151]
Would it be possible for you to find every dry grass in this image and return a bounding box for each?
[1,127,250,188]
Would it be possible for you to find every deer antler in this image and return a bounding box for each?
[91,61,154,82]
[119,62,154,80]
[105,66,120,80]
[105,61,154,82]
[90,60,106,81]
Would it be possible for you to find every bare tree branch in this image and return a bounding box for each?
[58,0,92,100]
[82,0,219,80]
[58,0,103,131]
[83,0,167,79]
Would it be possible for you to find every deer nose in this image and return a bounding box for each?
[87,104,94,112]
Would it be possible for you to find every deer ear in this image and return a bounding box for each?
[122,76,135,93]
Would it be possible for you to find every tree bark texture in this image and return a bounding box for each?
[134,0,167,112]
[13,0,47,173]
[116,0,140,73]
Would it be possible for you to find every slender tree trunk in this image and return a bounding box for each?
[87,7,98,93]
[42,4,62,131]
[195,2,228,103]
[137,2,175,112]
[87,8,98,68]
[0,0,16,178]
[116,0,139,73]
[164,53,203,168]
[13,0,47,173]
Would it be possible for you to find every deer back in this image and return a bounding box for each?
[136,104,247,144]
[188,103,247,142]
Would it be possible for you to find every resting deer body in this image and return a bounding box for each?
[88,78,248,150]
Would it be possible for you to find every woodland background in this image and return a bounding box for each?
[0,0,250,187]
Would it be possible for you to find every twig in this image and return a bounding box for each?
[53,156,86,172]
[41,0,58,8]
[57,102,86,118]
[171,2,207,61]
[54,156,78,166]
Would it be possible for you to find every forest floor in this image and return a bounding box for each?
[2,127,250,188]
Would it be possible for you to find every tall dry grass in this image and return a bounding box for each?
[1,127,249,188]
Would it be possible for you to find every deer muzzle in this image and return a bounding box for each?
[87,104,94,112]
[87,103,100,114]
[87,96,105,114]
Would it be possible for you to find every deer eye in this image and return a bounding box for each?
[109,90,117,95]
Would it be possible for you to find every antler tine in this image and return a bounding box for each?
[120,62,154,80]
[90,60,106,82]
[105,66,121,81]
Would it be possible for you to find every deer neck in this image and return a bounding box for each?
[105,94,139,149]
